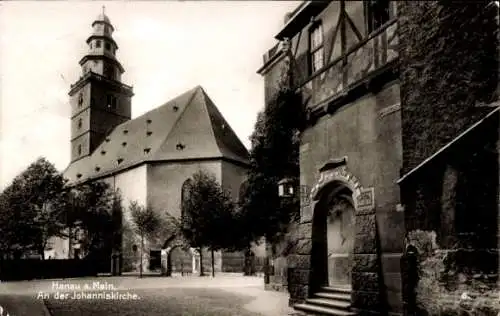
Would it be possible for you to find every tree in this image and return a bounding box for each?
[0,157,67,259]
[68,181,116,260]
[129,202,161,278]
[238,82,304,247]
[0,195,18,258]
[180,170,236,277]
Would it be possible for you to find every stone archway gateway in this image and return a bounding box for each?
[161,239,200,276]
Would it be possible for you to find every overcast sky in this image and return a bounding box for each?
[0,1,300,190]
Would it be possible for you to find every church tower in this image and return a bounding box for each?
[68,8,133,162]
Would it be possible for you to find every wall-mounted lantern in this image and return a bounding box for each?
[278,177,296,198]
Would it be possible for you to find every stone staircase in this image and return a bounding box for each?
[293,286,357,316]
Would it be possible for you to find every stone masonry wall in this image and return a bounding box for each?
[289,80,404,315]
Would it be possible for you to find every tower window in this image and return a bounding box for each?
[78,144,82,156]
[96,40,102,48]
[105,42,111,50]
[309,22,324,74]
[77,118,82,129]
[78,93,83,107]
[104,64,115,80]
[107,95,117,109]
[365,0,390,34]
[104,25,109,33]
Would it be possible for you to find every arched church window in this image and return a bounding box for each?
[181,179,193,221]
[78,118,82,129]
[78,93,83,107]
[78,144,82,156]
[105,42,111,51]
[96,40,101,48]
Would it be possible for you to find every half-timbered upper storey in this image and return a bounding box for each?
[258,0,399,116]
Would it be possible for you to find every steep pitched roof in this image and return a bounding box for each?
[64,86,250,183]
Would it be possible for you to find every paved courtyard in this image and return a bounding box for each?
[0,274,297,316]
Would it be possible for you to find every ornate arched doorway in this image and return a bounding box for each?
[309,160,364,290]
[310,182,357,289]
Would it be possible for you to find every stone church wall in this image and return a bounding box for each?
[220,160,248,201]
[101,165,148,272]
[146,160,222,219]
[108,164,148,217]
[100,160,248,274]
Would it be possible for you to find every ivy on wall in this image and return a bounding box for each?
[238,54,306,247]
[398,1,499,173]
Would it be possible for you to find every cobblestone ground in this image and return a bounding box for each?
[0,274,296,316]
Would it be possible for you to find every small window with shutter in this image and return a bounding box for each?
[365,0,390,34]
[309,22,324,74]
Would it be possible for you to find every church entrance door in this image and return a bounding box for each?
[326,191,355,287]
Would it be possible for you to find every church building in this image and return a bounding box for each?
[58,11,250,274]
[259,1,500,316]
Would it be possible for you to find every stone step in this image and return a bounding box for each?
[314,292,351,302]
[306,297,351,309]
[294,303,357,316]
[320,286,352,294]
